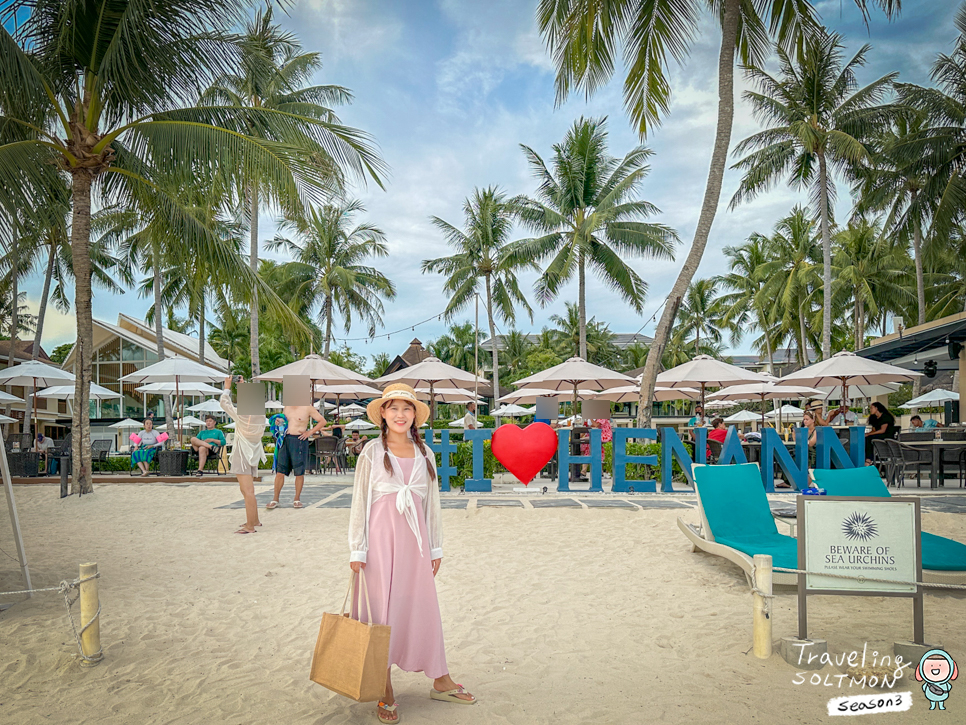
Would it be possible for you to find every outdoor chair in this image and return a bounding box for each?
[316,436,342,475]
[707,439,722,464]
[812,466,966,583]
[676,462,799,588]
[187,442,223,476]
[871,438,896,487]
[91,439,113,473]
[890,439,929,488]
[6,432,33,453]
[336,437,349,471]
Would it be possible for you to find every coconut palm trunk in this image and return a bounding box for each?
[818,151,832,360]
[637,0,739,427]
[198,295,206,365]
[578,251,587,360]
[153,252,175,434]
[8,222,18,368]
[249,187,260,377]
[32,240,57,361]
[485,274,501,425]
[799,307,808,366]
[70,174,95,495]
[323,295,333,359]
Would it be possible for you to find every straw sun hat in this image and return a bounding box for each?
[366,383,431,428]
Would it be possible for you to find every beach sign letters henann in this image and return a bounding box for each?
[427,425,867,492]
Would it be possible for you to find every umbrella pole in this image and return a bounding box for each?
[32,376,37,439]
[430,381,435,424]
[573,381,578,423]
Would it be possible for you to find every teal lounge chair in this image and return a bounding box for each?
[812,466,966,584]
[677,463,799,586]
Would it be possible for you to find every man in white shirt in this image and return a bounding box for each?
[827,404,858,425]
[462,402,478,430]
[33,433,56,474]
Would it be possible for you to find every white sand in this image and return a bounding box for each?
[1,481,965,724]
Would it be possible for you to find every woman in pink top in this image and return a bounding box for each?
[348,383,476,723]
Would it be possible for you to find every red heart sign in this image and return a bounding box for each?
[491,423,558,486]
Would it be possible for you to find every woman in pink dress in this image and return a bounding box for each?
[348,383,476,723]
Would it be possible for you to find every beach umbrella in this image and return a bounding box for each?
[376,357,486,421]
[258,354,371,387]
[655,354,772,411]
[776,350,920,403]
[109,418,143,429]
[491,404,532,417]
[314,382,383,420]
[121,357,224,444]
[498,388,598,405]
[186,399,226,413]
[0,413,17,424]
[704,400,734,411]
[265,400,284,410]
[0,361,76,434]
[900,389,959,408]
[135,381,224,395]
[707,381,824,427]
[448,419,467,428]
[158,415,206,430]
[344,418,377,430]
[36,383,121,400]
[765,404,806,418]
[593,385,702,403]
[415,387,484,404]
[511,357,636,422]
[724,410,762,423]
[0,390,23,403]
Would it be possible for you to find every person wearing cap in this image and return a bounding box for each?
[348,383,476,722]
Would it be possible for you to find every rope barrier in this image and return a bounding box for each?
[772,566,966,591]
[0,572,103,664]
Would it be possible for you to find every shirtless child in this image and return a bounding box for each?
[268,403,327,509]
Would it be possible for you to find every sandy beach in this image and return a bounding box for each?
[2,479,965,724]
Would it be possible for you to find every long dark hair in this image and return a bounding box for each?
[379,401,436,481]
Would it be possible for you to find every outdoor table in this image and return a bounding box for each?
[769,502,799,536]
[741,440,794,463]
[903,440,966,489]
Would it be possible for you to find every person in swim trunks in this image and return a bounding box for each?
[267,402,328,509]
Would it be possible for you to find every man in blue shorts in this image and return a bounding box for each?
[267,401,328,509]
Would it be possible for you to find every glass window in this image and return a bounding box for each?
[97,338,121,362]
[145,348,159,363]
[122,340,144,362]
[100,397,120,418]
[98,363,120,389]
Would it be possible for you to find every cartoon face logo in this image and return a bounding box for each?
[916,649,958,711]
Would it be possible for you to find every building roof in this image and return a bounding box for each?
[480,332,654,352]
[61,313,229,371]
[731,348,817,369]
[0,339,52,364]
[858,311,966,372]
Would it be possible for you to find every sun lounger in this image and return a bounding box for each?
[811,466,966,584]
[677,463,799,586]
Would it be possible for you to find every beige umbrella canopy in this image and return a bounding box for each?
[376,357,486,420]
[707,381,825,427]
[594,385,701,403]
[655,354,772,410]
[776,350,920,402]
[511,357,637,421]
[498,388,598,405]
[415,387,484,404]
[314,381,383,420]
[0,360,76,436]
[257,354,372,386]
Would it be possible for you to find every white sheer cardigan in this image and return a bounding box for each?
[219,388,267,469]
[348,434,442,564]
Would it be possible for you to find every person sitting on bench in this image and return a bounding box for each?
[190,415,227,475]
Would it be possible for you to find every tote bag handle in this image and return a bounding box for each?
[340,569,374,625]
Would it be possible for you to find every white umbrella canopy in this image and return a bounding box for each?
[704,400,734,410]
[415,387,484,404]
[135,381,224,395]
[707,382,824,402]
[594,385,702,403]
[0,360,76,433]
[498,388,598,405]
[120,356,224,384]
[655,354,773,411]
[448,419,468,428]
[340,403,369,414]
[724,410,762,423]
[376,357,486,420]
[0,413,17,424]
[776,350,920,401]
[109,418,144,429]
[0,390,23,403]
[765,404,806,418]
[344,418,377,430]
[256,354,371,385]
[512,357,636,392]
[900,389,959,409]
[491,403,532,417]
[186,399,227,413]
[0,360,75,387]
[35,383,121,400]
[314,382,383,399]
[158,415,206,430]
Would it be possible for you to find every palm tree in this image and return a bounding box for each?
[368,352,392,379]
[200,4,382,376]
[509,117,677,360]
[894,5,966,249]
[267,200,395,358]
[428,323,477,372]
[674,278,726,355]
[538,0,901,426]
[832,218,911,349]
[924,224,966,318]
[499,330,535,383]
[209,298,250,374]
[422,186,535,420]
[549,301,620,366]
[719,234,777,371]
[758,208,823,366]
[730,31,899,360]
[0,0,383,493]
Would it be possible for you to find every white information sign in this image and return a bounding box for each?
[802,499,918,593]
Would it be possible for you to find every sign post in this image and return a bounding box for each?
[797,496,923,644]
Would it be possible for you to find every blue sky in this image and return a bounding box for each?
[26,0,962,361]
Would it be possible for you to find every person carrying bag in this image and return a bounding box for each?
[310,569,391,702]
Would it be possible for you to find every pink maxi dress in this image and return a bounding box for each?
[354,455,448,678]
